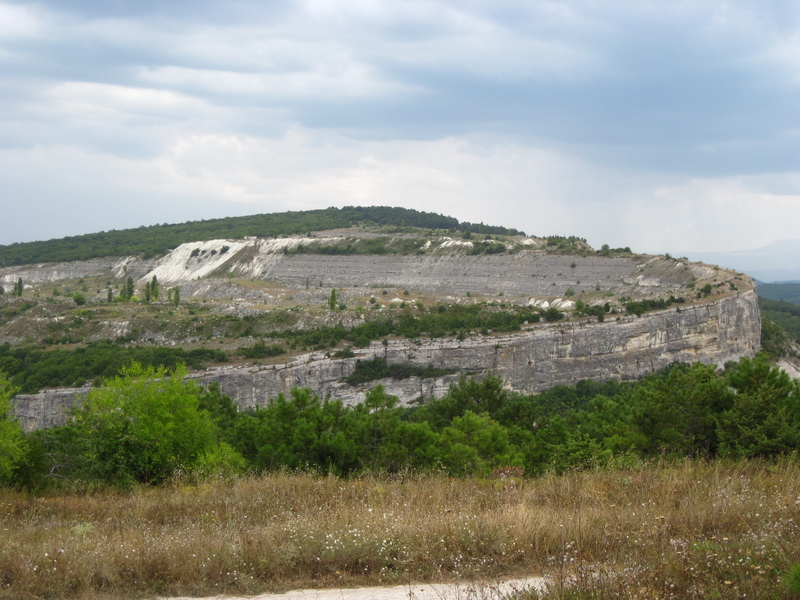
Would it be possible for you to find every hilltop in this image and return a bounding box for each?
[0,206,523,266]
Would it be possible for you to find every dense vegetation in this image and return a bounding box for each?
[0,341,228,393]
[342,357,455,385]
[0,206,524,266]
[760,296,800,349]
[757,281,800,304]
[285,236,427,256]
[622,294,686,316]
[272,304,543,352]
[3,355,798,490]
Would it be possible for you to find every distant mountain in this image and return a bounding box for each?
[757,282,800,305]
[681,239,800,283]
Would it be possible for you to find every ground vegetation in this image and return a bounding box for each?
[0,461,797,599]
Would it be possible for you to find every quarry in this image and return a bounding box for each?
[1,229,761,431]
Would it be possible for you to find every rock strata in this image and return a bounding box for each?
[11,290,760,432]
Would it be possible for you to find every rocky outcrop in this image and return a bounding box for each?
[11,385,89,433]
[11,290,761,432]
[146,238,697,299]
[0,238,701,301]
[0,257,156,288]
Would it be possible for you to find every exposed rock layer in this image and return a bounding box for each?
[1,238,706,300]
[11,290,761,432]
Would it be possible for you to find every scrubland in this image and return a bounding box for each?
[1,459,798,600]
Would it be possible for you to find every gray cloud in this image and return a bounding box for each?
[1,0,799,252]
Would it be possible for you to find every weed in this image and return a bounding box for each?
[0,460,797,599]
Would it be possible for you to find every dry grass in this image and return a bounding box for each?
[1,459,798,600]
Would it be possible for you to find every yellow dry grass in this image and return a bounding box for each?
[1,459,798,600]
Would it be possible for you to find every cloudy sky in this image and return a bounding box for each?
[1,0,799,254]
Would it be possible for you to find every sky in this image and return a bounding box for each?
[1,0,799,254]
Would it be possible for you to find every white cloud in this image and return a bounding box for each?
[138,60,416,100]
[0,2,45,38]
[2,0,800,256]
[2,127,800,253]
[622,176,800,253]
[44,82,210,120]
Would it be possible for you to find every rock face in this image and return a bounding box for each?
[0,257,155,287]
[143,238,699,299]
[0,237,696,300]
[11,290,761,432]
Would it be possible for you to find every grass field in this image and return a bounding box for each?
[1,459,798,600]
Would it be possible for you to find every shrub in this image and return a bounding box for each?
[237,341,285,359]
[0,371,27,484]
[71,363,227,485]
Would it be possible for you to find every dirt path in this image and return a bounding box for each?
[164,577,549,600]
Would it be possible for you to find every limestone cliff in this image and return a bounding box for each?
[11,290,760,432]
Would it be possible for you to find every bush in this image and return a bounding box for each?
[0,371,27,484]
[237,341,285,359]
[543,307,564,322]
[343,357,453,385]
[71,363,229,485]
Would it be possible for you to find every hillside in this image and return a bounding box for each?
[760,297,800,351]
[757,281,800,304]
[0,226,748,351]
[0,211,763,432]
[0,206,523,266]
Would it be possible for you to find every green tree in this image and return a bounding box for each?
[632,363,732,457]
[328,288,338,310]
[437,411,522,476]
[414,374,509,428]
[247,388,369,475]
[198,382,239,445]
[150,275,159,300]
[0,371,27,484]
[72,363,223,485]
[717,357,800,458]
[14,277,23,296]
[364,384,399,410]
[173,286,180,307]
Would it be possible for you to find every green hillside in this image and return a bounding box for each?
[0,206,524,267]
[759,296,800,351]
[757,282,800,305]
